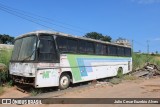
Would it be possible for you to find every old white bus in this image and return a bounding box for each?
[9,31,132,89]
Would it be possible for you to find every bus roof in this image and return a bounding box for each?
[16,30,131,48]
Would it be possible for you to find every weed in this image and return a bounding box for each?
[0,48,12,67]
[5,80,13,87]
[0,71,7,85]
[132,53,160,71]
[30,89,42,96]
[109,78,122,84]
[0,47,12,85]
[123,75,137,80]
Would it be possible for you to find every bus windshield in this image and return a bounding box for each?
[11,35,37,61]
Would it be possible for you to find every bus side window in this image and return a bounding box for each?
[108,45,117,56]
[78,40,86,53]
[78,40,94,54]
[38,35,57,61]
[67,39,77,53]
[95,43,106,55]
[106,45,108,55]
[86,42,94,54]
[117,47,125,56]
[125,48,131,57]
[56,37,67,53]
[103,45,106,55]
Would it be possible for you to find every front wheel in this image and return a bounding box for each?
[59,74,70,90]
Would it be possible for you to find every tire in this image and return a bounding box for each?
[59,74,70,90]
[117,67,123,78]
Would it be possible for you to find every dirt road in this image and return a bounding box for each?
[0,77,160,107]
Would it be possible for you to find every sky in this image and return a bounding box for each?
[0,0,160,53]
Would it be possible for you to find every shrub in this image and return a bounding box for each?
[0,48,12,85]
[132,53,159,71]
[30,88,42,96]
[0,64,8,85]
[0,48,12,67]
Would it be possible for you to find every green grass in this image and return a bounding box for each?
[123,75,137,80]
[0,47,13,85]
[132,53,160,71]
[30,89,42,96]
[109,78,122,84]
[0,48,12,67]
[5,80,13,87]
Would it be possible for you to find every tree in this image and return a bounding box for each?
[83,32,112,42]
[0,34,14,44]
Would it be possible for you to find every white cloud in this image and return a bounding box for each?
[132,0,160,4]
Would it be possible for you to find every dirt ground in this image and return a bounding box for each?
[0,86,29,98]
[0,77,160,107]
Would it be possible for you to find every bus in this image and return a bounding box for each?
[9,31,132,89]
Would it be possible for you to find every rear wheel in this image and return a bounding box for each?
[59,74,70,90]
[117,67,123,78]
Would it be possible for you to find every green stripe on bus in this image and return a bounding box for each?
[68,54,131,59]
[67,54,82,81]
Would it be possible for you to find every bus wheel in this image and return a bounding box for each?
[59,73,70,90]
[117,67,123,78]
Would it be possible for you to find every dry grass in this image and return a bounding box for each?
[0,86,4,95]
[123,75,138,80]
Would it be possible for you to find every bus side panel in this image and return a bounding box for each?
[35,69,59,88]
[91,62,128,79]
[67,54,132,83]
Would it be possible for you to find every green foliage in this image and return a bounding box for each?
[0,48,12,67]
[0,34,14,44]
[5,80,13,87]
[123,75,137,80]
[109,78,122,84]
[0,71,7,85]
[30,89,42,96]
[132,53,145,70]
[0,48,13,85]
[84,32,112,42]
[132,53,160,70]
[154,60,160,66]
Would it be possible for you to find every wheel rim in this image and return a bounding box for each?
[60,76,69,87]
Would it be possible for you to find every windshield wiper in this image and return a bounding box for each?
[21,49,36,62]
